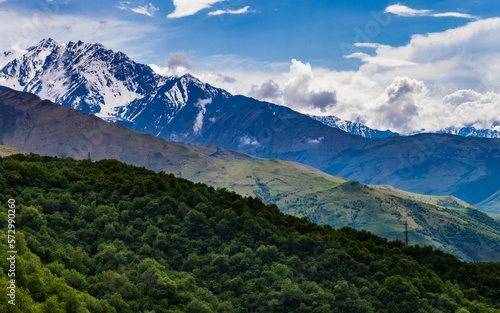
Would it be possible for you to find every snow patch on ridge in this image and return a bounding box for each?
[193,98,212,134]
[0,49,28,69]
[307,137,324,144]
[239,135,260,147]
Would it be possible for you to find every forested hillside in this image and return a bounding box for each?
[1,154,499,312]
[3,88,500,262]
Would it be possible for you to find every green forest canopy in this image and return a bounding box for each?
[0,154,499,313]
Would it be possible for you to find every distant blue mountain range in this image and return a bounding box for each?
[309,115,500,139]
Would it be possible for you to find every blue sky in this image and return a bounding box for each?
[1,0,500,133]
[0,0,491,69]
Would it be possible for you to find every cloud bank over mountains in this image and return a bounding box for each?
[0,1,498,135]
[184,16,500,135]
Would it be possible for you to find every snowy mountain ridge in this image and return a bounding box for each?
[0,38,228,131]
[2,38,500,140]
[309,115,500,139]
[435,127,500,139]
[308,115,400,138]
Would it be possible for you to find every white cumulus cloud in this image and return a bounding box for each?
[282,59,337,112]
[200,17,500,135]
[168,0,227,18]
[362,18,500,90]
[370,76,428,133]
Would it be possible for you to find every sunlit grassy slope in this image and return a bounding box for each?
[179,158,500,262]
[0,145,25,157]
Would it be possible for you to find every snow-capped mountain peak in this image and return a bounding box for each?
[310,114,500,139]
[436,126,500,139]
[3,39,499,141]
[308,115,401,138]
[1,38,144,116]
[0,39,229,129]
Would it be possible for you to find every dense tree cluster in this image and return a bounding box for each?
[0,154,499,312]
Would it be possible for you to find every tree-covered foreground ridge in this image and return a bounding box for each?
[0,154,499,313]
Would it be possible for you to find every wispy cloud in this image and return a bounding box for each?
[118,2,159,17]
[354,43,389,49]
[432,12,476,19]
[385,4,477,19]
[208,6,254,16]
[167,0,227,18]
[344,52,417,67]
[385,4,431,17]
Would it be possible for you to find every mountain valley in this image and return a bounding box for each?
[1,39,500,212]
[1,87,499,261]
